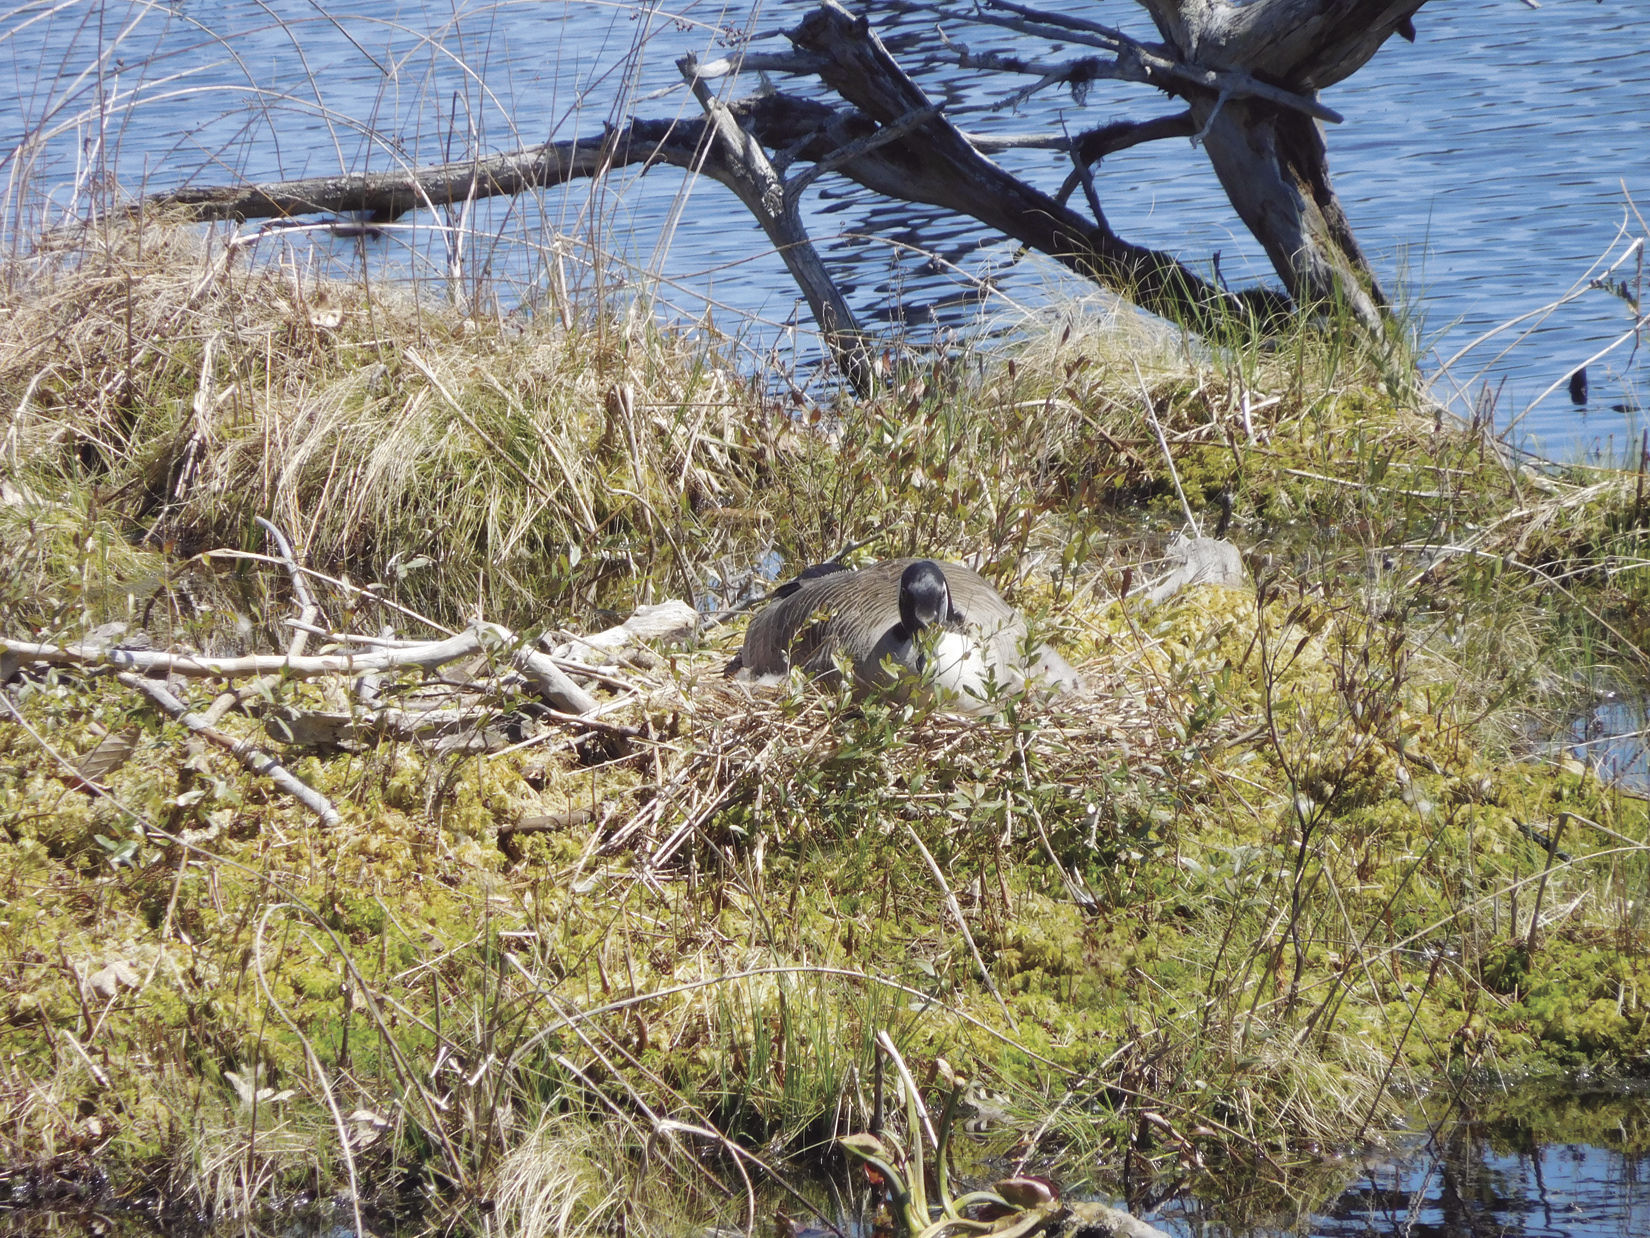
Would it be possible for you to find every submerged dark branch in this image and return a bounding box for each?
[140,0,1423,348]
[928,0,1344,123]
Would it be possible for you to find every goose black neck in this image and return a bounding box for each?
[897,560,952,640]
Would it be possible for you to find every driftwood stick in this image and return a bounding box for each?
[354,624,397,708]
[200,686,243,730]
[3,628,491,678]
[551,600,698,661]
[963,131,1069,152]
[254,517,319,620]
[142,127,675,222]
[1067,113,1195,173]
[143,107,810,227]
[118,672,343,827]
[511,647,602,715]
[952,46,1138,109]
[679,52,876,393]
[679,51,830,80]
[121,0,1415,338]
[281,619,403,649]
[203,517,323,728]
[3,624,600,715]
[547,658,645,693]
[198,550,454,638]
[1063,118,1107,228]
[975,0,1135,51]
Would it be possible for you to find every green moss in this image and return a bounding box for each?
[5,228,1650,1227]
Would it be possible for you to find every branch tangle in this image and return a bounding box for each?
[140,0,1430,344]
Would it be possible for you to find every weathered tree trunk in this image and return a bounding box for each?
[1137,0,1426,327]
[1197,100,1385,327]
[787,3,1269,332]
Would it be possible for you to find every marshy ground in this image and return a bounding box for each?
[2,222,1649,1235]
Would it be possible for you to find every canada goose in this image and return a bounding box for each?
[727,558,1081,710]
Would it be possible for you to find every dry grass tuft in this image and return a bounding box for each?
[488,1117,631,1238]
[0,222,785,632]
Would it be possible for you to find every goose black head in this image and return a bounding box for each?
[897,559,954,637]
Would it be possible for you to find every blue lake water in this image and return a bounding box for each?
[2,0,1646,458]
[1314,1141,1650,1238]
[1152,1129,1650,1238]
[1571,695,1650,791]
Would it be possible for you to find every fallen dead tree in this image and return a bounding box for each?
[141,0,1427,386]
[0,520,697,829]
[1,624,593,710]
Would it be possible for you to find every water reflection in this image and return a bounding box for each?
[1147,1115,1650,1238]
[2,0,1645,451]
[1317,1134,1650,1238]
[1571,696,1650,793]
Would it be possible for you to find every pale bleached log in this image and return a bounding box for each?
[1,628,485,677]
[3,622,599,715]
[509,646,600,715]
[554,600,700,663]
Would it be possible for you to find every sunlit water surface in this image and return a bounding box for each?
[1,0,1646,455]
[1149,1132,1650,1238]
[1570,695,1650,792]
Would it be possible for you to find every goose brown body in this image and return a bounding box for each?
[732,558,1081,706]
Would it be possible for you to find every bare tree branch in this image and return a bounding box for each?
[939,0,1344,123]
[677,51,876,392]
[135,0,1435,348]
[118,671,343,827]
[685,50,831,80]
[1055,113,1197,207]
[788,2,1272,329]
[4,624,599,715]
